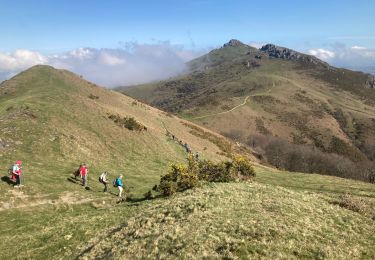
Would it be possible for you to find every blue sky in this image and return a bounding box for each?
[1,0,374,51]
[0,0,374,86]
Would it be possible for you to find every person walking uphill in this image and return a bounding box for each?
[12,160,23,187]
[99,171,109,192]
[114,175,124,198]
[80,164,88,187]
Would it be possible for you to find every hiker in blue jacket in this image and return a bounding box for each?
[114,175,124,198]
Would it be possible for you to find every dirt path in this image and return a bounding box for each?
[192,81,276,120]
[0,190,99,211]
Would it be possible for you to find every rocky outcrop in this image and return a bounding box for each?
[260,44,329,66]
[223,39,246,48]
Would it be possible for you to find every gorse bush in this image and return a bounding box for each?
[158,160,199,196]
[158,154,255,196]
[108,114,146,131]
[198,160,233,182]
[231,155,256,180]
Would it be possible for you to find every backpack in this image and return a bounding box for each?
[98,176,103,183]
[113,178,118,187]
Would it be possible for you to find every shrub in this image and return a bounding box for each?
[108,114,146,131]
[157,155,255,196]
[232,155,256,180]
[88,94,99,100]
[198,160,233,182]
[158,157,199,196]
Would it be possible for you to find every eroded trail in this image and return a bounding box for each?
[0,190,98,211]
[192,81,276,120]
[192,96,250,120]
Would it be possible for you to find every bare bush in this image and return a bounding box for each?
[247,134,375,183]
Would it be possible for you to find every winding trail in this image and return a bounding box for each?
[193,96,250,120]
[192,81,276,120]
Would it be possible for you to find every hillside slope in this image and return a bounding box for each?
[0,66,374,259]
[121,40,375,180]
[0,65,230,207]
[80,179,375,259]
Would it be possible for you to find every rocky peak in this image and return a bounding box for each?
[260,44,328,66]
[223,39,246,48]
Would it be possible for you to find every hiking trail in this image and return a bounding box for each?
[192,82,275,120]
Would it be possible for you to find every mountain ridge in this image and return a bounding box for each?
[120,40,375,181]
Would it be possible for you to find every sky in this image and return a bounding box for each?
[0,0,374,86]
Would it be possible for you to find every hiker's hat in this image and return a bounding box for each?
[16,160,22,165]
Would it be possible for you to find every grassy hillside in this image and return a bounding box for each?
[0,65,226,201]
[0,65,374,259]
[121,40,375,181]
[79,169,375,259]
[0,65,232,258]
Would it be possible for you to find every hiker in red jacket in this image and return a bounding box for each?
[79,164,88,187]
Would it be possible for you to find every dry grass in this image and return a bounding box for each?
[79,182,375,259]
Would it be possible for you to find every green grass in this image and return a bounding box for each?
[0,156,374,259]
[0,65,374,259]
[79,177,375,259]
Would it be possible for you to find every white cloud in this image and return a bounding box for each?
[0,42,203,87]
[351,46,366,50]
[98,52,125,66]
[0,49,47,72]
[249,42,265,49]
[308,44,375,74]
[308,48,336,60]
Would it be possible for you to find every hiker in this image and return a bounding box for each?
[195,152,200,161]
[12,160,22,187]
[79,164,88,187]
[184,143,191,153]
[114,175,124,198]
[99,171,109,192]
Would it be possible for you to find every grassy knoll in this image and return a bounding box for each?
[0,157,374,259]
[79,175,375,259]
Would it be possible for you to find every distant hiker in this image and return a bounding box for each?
[195,152,200,161]
[12,160,22,187]
[184,143,191,153]
[99,171,109,192]
[172,134,175,140]
[80,164,88,187]
[114,175,124,198]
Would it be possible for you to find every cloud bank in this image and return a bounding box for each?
[308,44,375,74]
[0,42,203,87]
[1,41,374,87]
